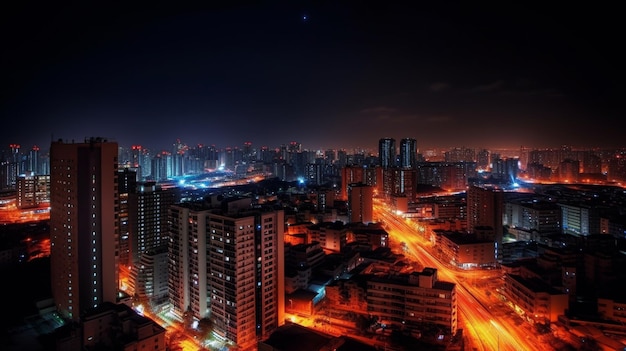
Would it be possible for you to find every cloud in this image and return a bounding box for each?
[429,82,449,92]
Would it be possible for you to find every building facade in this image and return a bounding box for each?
[378,137,396,169]
[16,173,50,209]
[399,137,417,169]
[367,268,457,335]
[347,182,373,224]
[466,185,504,262]
[49,137,119,321]
[168,197,285,350]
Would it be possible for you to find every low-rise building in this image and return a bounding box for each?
[503,274,568,323]
[367,267,457,335]
[597,296,626,324]
[56,302,166,351]
[435,231,496,269]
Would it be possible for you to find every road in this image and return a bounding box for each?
[374,199,554,351]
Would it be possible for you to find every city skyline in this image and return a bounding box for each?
[2,2,624,152]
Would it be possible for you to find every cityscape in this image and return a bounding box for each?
[1,137,626,351]
[2,2,625,351]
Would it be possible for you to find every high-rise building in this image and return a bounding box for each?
[118,168,137,289]
[347,182,373,224]
[150,150,174,181]
[559,202,600,236]
[392,168,417,201]
[476,148,490,171]
[399,138,417,169]
[305,163,323,185]
[378,137,396,169]
[444,147,475,163]
[130,145,144,180]
[133,248,169,304]
[466,185,503,262]
[416,161,475,191]
[49,137,119,322]
[1,143,22,190]
[558,158,580,183]
[129,181,177,265]
[378,137,398,200]
[341,165,365,201]
[168,196,285,350]
[126,180,178,302]
[28,145,41,174]
[16,172,50,209]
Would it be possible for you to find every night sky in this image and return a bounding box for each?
[1,1,624,152]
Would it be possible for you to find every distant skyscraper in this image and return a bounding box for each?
[559,158,580,182]
[399,138,417,169]
[492,157,520,183]
[476,148,490,171]
[29,145,41,174]
[17,173,49,209]
[130,145,144,180]
[608,155,626,182]
[151,151,171,181]
[50,137,119,321]
[2,143,21,190]
[336,149,347,168]
[378,137,396,169]
[444,147,475,163]
[305,163,323,185]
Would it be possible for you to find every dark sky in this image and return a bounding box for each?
[1,1,624,152]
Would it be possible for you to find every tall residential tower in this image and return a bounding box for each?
[399,137,417,169]
[378,137,396,169]
[168,196,285,350]
[49,137,119,321]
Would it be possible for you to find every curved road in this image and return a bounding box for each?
[375,200,552,351]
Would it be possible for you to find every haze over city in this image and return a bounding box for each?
[1,2,624,152]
